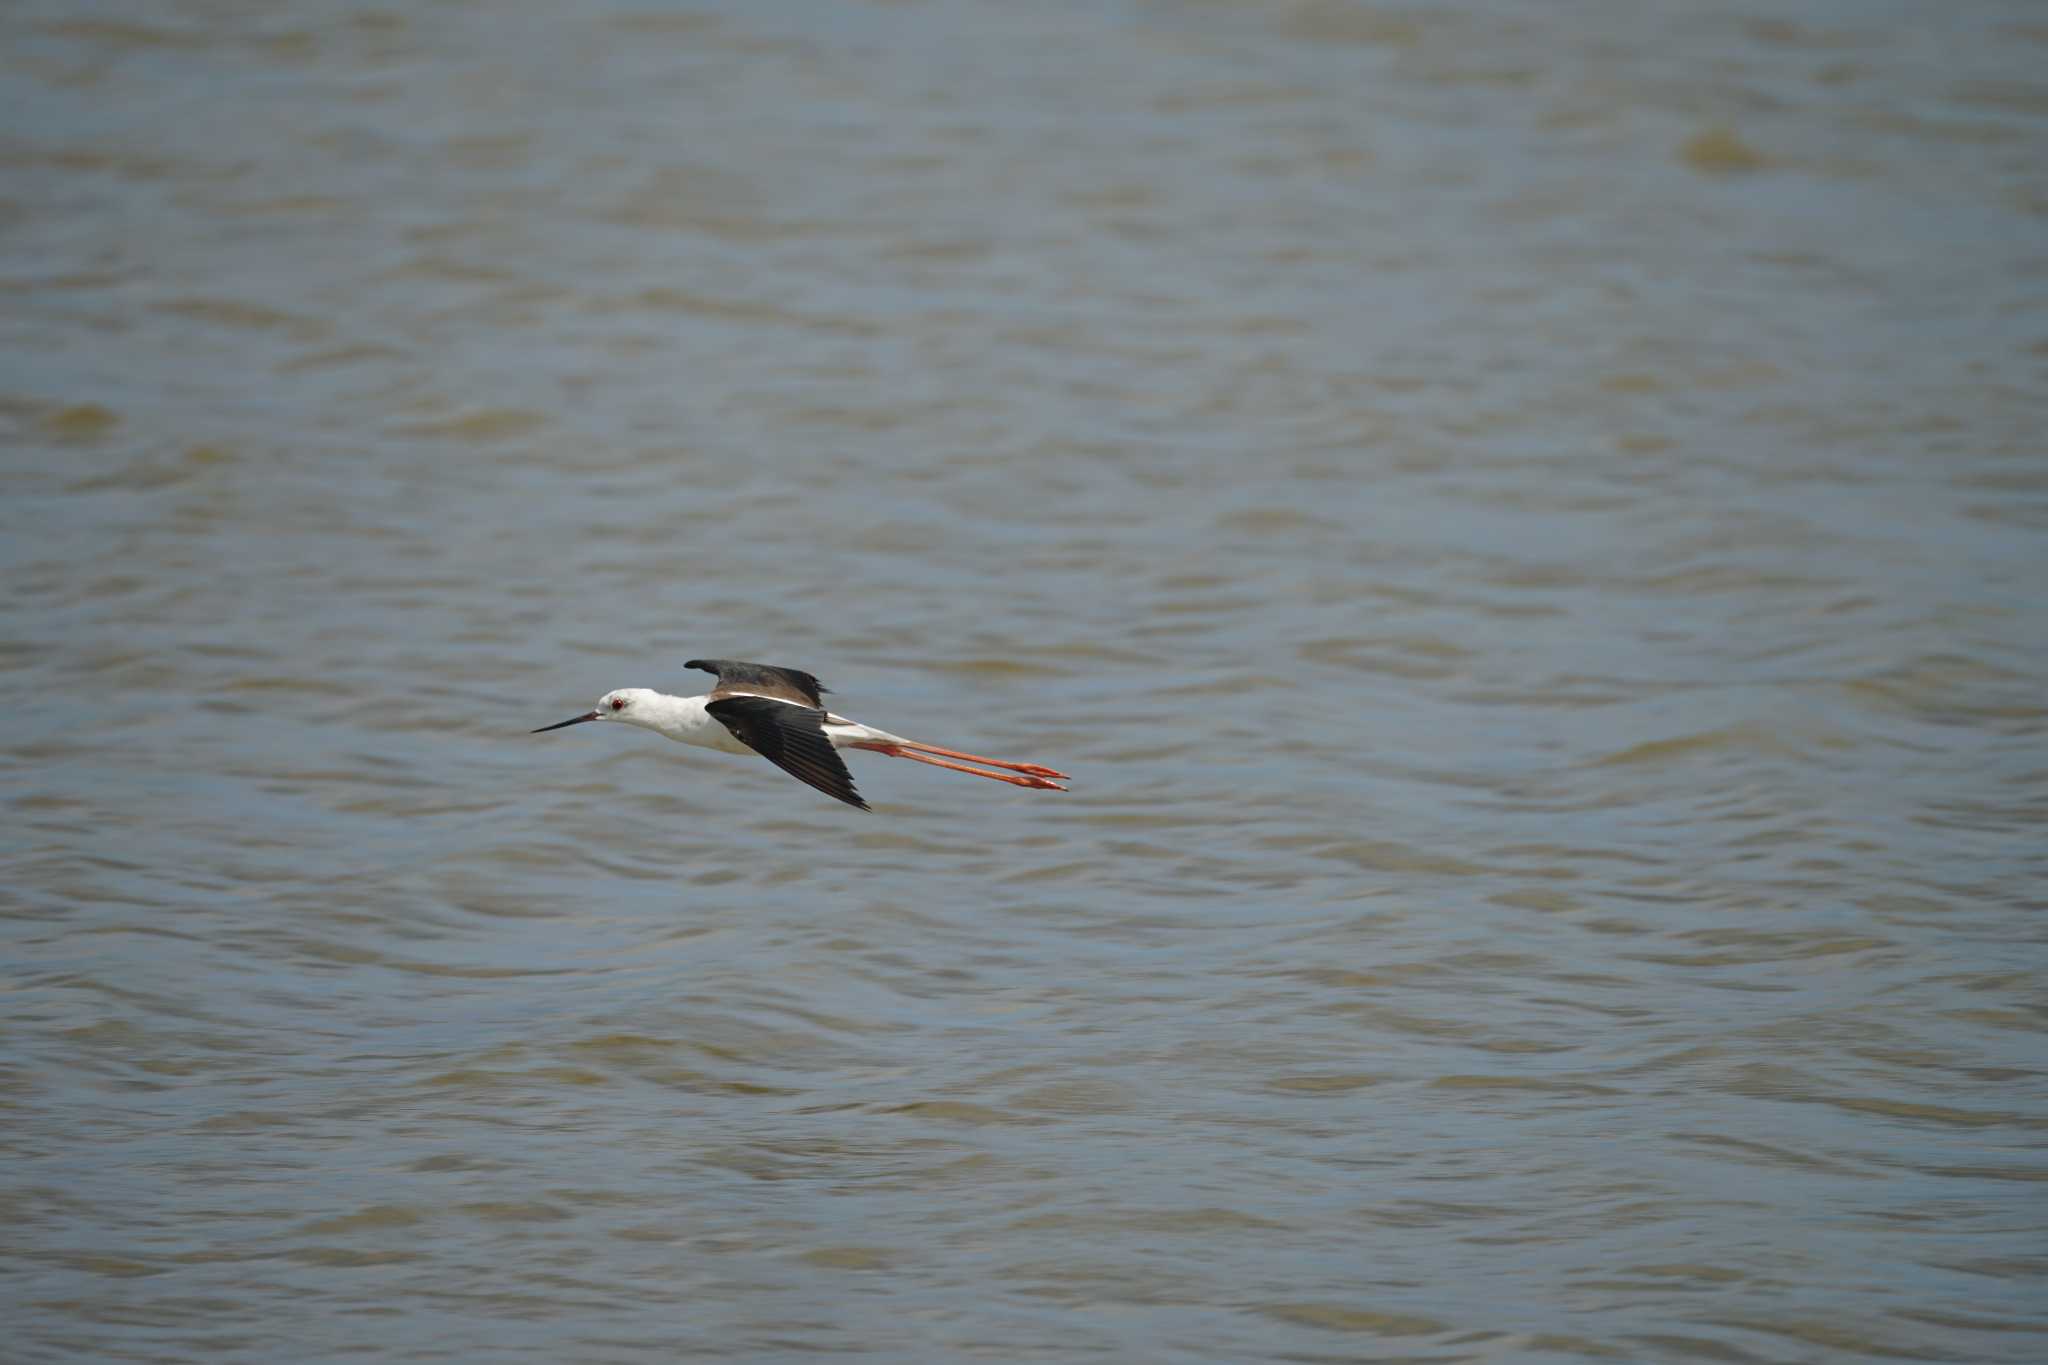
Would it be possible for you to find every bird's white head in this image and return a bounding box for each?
[532,687,660,734]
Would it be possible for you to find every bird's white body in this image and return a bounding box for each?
[602,687,906,756]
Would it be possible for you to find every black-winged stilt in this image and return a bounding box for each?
[533,658,1068,811]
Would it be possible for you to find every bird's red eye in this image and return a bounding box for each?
[611,697,626,710]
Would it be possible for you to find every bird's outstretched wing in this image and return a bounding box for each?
[704,696,868,811]
[686,658,829,708]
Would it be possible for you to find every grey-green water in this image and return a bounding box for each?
[5,1,2046,1360]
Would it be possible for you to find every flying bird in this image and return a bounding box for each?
[532,658,1068,811]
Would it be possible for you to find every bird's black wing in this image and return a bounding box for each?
[704,696,868,811]
[686,658,829,708]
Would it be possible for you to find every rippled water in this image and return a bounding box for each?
[6,0,2047,1360]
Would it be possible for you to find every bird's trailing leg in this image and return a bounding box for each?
[888,739,1068,780]
[852,742,1067,791]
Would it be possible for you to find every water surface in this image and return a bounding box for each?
[5,1,2046,1360]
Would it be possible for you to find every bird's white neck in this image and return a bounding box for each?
[612,690,727,748]
[618,687,708,740]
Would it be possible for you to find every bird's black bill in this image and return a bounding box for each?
[532,711,599,733]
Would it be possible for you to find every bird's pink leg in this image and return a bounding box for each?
[852,743,1067,791]
[888,739,1068,780]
